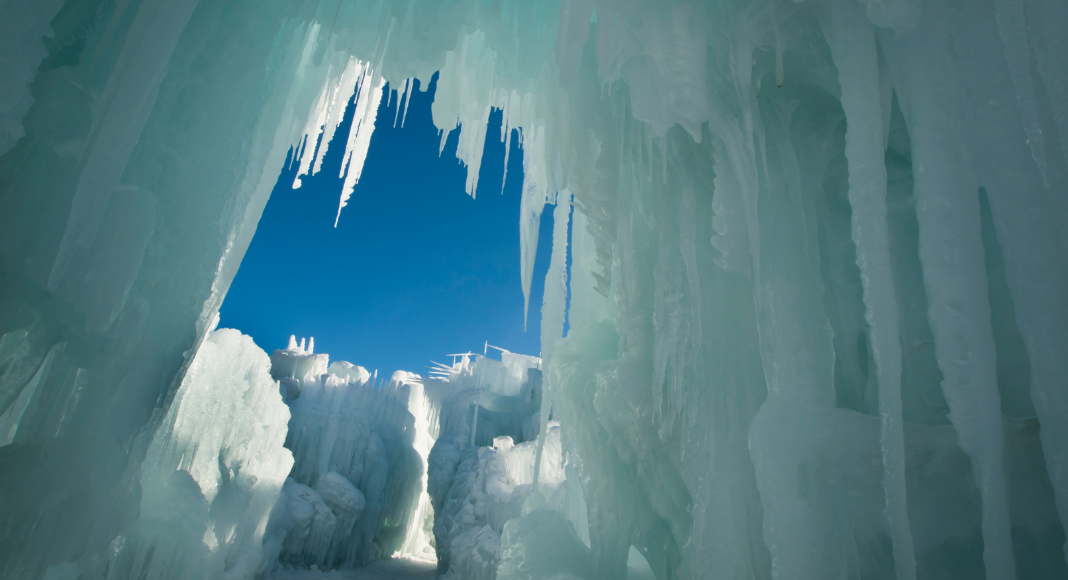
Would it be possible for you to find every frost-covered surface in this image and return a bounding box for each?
[2,0,1068,579]
[269,339,423,571]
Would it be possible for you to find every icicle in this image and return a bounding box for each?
[882,23,1017,580]
[312,57,363,177]
[335,67,386,227]
[500,131,512,195]
[293,75,332,189]
[773,5,785,88]
[401,78,413,127]
[710,137,751,275]
[393,79,406,128]
[533,193,572,488]
[439,125,453,156]
[541,192,573,358]
[470,401,479,447]
[519,192,546,329]
[821,2,915,577]
[661,133,668,184]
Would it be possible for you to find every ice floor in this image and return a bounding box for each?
[272,559,437,580]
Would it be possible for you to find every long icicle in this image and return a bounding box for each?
[820,2,916,577]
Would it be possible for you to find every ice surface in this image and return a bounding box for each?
[3,0,1068,579]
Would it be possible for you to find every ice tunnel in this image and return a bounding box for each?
[1,0,1067,579]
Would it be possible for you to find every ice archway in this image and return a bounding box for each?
[1,0,1067,579]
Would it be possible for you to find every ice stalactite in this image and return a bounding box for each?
[287,54,385,227]
[818,0,915,576]
[882,20,1016,578]
[533,193,571,488]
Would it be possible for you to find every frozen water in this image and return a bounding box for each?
[270,339,423,571]
[110,328,293,580]
[2,0,1068,579]
[420,351,561,579]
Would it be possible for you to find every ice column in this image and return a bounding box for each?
[819,2,915,577]
[882,18,1016,580]
[533,193,571,488]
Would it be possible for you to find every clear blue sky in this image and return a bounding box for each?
[220,75,556,376]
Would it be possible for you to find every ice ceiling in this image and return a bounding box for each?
[1,0,1067,579]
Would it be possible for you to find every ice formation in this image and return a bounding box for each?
[2,0,1068,579]
[110,328,294,580]
[267,338,423,570]
[419,351,564,579]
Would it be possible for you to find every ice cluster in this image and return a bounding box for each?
[2,0,1068,579]
[267,338,423,570]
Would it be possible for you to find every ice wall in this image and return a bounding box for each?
[0,1,339,576]
[534,1,1068,578]
[429,426,570,580]
[104,328,293,580]
[268,340,423,570]
[2,0,1068,579]
[410,351,551,577]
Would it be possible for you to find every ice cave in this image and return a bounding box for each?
[1,0,1067,579]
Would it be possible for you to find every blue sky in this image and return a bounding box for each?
[220,75,555,376]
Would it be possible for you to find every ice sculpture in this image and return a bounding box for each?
[2,0,1068,579]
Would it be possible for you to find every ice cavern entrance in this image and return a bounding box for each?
[180,73,569,576]
[2,1,1068,580]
